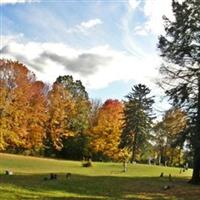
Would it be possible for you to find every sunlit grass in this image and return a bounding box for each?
[0,153,199,200]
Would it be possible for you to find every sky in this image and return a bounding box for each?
[0,0,181,114]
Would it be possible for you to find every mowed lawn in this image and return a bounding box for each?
[0,153,199,200]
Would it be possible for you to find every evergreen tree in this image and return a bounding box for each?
[119,84,154,163]
[158,0,200,184]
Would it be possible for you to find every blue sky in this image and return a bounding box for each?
[1,0,179,112]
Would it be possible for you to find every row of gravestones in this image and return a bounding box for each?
[159,165,189,190]
[4,170,71,180]
[3,170,179,191]
[43,173,72,181]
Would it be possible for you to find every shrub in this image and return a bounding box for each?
[82,160,92,167]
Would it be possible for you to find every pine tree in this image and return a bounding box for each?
[119,84,154,163]
[158,0,200,184]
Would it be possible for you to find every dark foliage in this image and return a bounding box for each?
[158,0,200,184]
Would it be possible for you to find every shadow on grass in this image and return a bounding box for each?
[0,173,199,200]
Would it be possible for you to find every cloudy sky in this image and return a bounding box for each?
[0,0,180,112]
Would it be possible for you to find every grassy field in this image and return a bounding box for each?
[0,153,199,200]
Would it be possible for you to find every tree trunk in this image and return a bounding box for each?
[190,75,200,184]
[170,149,174,166]
[190,148,200,184]
[159,147,164,165]
[178,147,182,167]
[131,132,137,163]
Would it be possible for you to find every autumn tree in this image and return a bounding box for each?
[0,60,47,153]
[119,84,154,163]
[46,82,75,152]
[0,84,18,150]
[90,99,125,161]
[23,81,48,152]
[158,0,200,184]
[89,99,102,128]
[153,108,187,166]
[53,75,91,159]
[56,75,90,133]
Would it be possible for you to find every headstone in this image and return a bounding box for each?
[163,185,170,190]
[185,163,188,170]
[66,173,71,179]
[5,170,13,175]
[54,174,57,179]
[169,174,172,182]
[50,173,57,180]
[148,157,152,165]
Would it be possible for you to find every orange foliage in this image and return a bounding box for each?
[90,99,125,160]
[47,83,76,150]
[0,60,47,152]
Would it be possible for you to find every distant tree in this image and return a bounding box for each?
[56,75,88,100]
[56,75,90,134]
[89,99,102,128]
[119,84,154,163]
[24,81,48,152]
[0,84,19,151]
[89,99,125,161]
[158,0,200,184]
[46,82,75,152]
[153,121,167,165]
[153,108,187,166]
[54,75,91,159]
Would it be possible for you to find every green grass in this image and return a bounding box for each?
[0,153,199,200]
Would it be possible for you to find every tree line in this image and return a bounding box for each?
[0,59,187,166]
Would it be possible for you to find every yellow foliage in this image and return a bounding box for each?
[89,99,125,160]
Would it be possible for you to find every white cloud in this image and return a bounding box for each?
[80,19,102,29]
[134,25,148,36]
[0,37,160,91]
[120,1,171,113]
[0,34,24,48]
[122,6,147,58]
[127,0,182,36]
[128,0,140,11]
[122,0,174,55]
[67,18,103,34]
[0,0,38,4]
[143,0,174,35]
